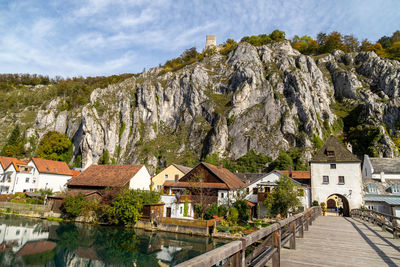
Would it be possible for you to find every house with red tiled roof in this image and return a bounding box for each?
[67,164,151,194]
[0,156,73,194]
[162,162,245,218]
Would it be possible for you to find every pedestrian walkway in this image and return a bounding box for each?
[279,216,400,267]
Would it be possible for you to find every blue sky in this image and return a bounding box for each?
[0,0,399,77]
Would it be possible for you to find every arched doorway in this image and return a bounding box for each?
[327,194,350,217]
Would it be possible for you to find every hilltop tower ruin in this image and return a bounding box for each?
[205,35,216,50]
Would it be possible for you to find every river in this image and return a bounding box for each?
[0,215,226,266]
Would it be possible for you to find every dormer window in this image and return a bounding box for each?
[367,183,378,194]
[390,184,400,193]
[326,146,335,157]
[46,167,50,171]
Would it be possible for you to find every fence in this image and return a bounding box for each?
[0,202,49,213]
[351,209,399,239]
[177,206,321,267]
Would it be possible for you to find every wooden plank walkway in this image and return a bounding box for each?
[276,216,400,267]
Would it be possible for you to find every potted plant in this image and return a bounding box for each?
[321,202,327,216]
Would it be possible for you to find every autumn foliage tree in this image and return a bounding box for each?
[35,131,72,163]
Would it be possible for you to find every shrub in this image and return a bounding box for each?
[218,205,227,217]
[233,200,250,222]
[62,194,87,219]
[312,200,319,206]
[227,207,239,224]
[108,189,145,226]
[204,204,218,220]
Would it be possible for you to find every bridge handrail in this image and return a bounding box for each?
[351,209,399,239]
[177,206,321,267]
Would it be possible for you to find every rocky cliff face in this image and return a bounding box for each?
[13,41,400,170]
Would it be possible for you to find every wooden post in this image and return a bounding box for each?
[299,217,304,238]
[272,229,281,267]
[381,216,386,232]
[392,219,398,239]
[369,212,373,223]
[374,213,378,226]
[305,215,309,231]
[289,221,296,249]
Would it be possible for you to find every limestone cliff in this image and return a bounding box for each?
[4,41,400,171]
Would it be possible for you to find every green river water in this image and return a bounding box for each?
[0,215,226,266]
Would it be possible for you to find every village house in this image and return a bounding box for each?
[162,162,245,218]
[151,164,191,191]
[238,171,311,218]
[362,155,400,217]
[67,164,151,195]
[0,156,73,194]
[310,135,363,216]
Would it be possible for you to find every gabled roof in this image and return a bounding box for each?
[31,158,72,176]
[68,164,143,187]
[278,170,311,179]
[368,156,400,174]
[236,173,266,184]
[163,180,229,189]
[172,164,192,174]
[0,156,15,170]
[202,162,245,189]
[311,135,360,163]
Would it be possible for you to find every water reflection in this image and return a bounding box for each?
[0,216,225,266]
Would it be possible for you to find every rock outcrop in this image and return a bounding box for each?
[12,41,400,170]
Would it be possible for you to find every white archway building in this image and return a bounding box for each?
[311,135,363,214]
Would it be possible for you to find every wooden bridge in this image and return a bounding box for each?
[177,207,400,267]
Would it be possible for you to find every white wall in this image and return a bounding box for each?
[129,166,151,190]
[311,162,363,210]
[36,173,71,193]
[160,195,193,219]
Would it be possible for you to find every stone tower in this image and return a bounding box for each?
[205,35,216,50]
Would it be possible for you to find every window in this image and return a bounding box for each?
[25,178,29,183]
[367,184,378,193]
[338,176,345,184]
[391,184,400,193]
[16,230,20,235]
[253,188,258,194]
[164,174,168,179]
[180,206,183,214]
[330,164,336,169]
[221,192,224,198]
[157,185,162,191]
[175,174,179,180]
[33,179,36,184]
[265,187,271,193]
[323,176,329,184]
[327,151,335,156]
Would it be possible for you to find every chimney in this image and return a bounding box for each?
[347,142,353,153]
[380,171,386,183]
[288,165,292,178]
[218,164,223,169]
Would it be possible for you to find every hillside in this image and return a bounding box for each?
[1,38,400,173]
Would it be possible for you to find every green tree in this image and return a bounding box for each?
[233,199,250,222]
[35,131,72,162]
[62,194,87,219]
[1,124,26,157]
[109,189,144,226]
[269,152,293,170]
[263,175,302,217]
[227,207,239,224]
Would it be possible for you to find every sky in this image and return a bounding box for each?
[0,0,399,77]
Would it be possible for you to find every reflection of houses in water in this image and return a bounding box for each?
[0,222,49,253]
[15,240,56,257]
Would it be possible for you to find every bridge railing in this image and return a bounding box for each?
[176,206,321,267]
[351,209,399,239]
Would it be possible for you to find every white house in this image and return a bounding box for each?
[239,171,311,218]
[67,164,151,194]
[311,135,363,216]
[0,157,72,194]
[161,194,194,219]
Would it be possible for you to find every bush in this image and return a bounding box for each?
[216,224,230,233]
[218,205,227,217]
[312,200,319,206]
[204,204,218,220]
[62,194,87,219]
[227,207,239,224]
[233,200,250,222]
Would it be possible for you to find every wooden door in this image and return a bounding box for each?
[166,207,171,217]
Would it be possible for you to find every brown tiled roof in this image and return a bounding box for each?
[311,135,360,163]
[74,247,100,260]
[71,170,81,178]
[202,162,245,189]
[32,158,73,175]
[172,164,192,174]
[68,164,143,187]
[278,170,311,179]
[0,156,14,170]
[163,180,229,189]
[16,240,56,257]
